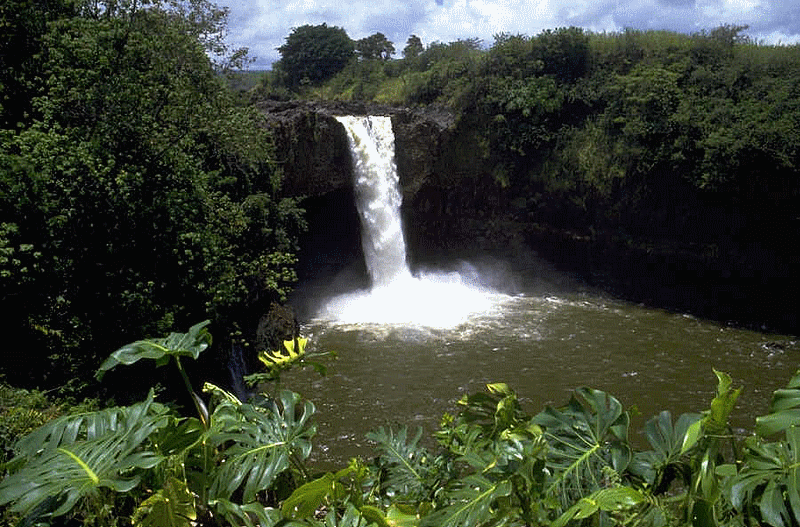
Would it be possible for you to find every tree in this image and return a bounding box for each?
[534,27,589,82]
[0,0,303,397]
[356,32,395,60]
[0,0,77,128]
[276,23,354,88]
[403,34,424,59]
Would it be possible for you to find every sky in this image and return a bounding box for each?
[219,0,800,69]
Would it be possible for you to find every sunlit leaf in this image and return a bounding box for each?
[386,504,419,527]
[730,426,800,526]
[756,369,800,437]
[96,320,211,379]
[210,499,282,527]
[132,477,196,527]
[0,392,167,523]
[207,390,316,502]
[421,475,512,527]
[203,381,242,406]
[367,426,430,500]
[533,387,631,505]
[630,411,702,487]
[282,471,345,519]
[680,419,703,455]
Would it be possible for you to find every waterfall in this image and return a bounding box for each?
[316,115,507,329]
[336,116,411,287]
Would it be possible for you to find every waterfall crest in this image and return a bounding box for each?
[316,115,507,329]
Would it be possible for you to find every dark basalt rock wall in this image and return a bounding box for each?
[257,101,353,197]
[256,100,456,201]
[257,100,798,333]
[258,100,463,298]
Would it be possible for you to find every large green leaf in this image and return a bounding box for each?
[707,369,741,434]
[629,411,702,489]
[421,474,512,527]
[282,472,343,519]
[132,477,197,527]
[281,463,372,520]
[678,370,741,527]
[756,369,800,438]
[723,369,800,526]
[411,383,547,527]
[730,427,800,526]
[366,426,431,500]
[386,504,419,527]
[207,390,316,502]
[0,392,167,522]
[452,382,526,440]
[95,320,211,380]
[551,485,646,527]
[9,389,169,462]
[533,387,632,504]
[681,370,741,456]
[210,499,283,527]
[323,502,376,527]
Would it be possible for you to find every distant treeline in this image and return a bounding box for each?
[263,24,799,229]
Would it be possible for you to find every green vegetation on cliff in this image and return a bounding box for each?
[274,26,798,222]
[259,25,799,331]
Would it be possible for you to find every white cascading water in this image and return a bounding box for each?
[341,115,411,287]
[316,115,507,329]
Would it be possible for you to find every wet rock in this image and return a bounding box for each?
[256,302,300,353]
[256,100,456,199]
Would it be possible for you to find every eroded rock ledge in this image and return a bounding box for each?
[256,100,457,200]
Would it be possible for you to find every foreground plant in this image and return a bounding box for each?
[2,321,799,527]
[362,369,800,527]
[726,369,800,527]
[0,322,317,526]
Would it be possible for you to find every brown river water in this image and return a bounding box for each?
[285,290,797,468]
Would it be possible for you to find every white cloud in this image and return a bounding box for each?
[756,30,800,44]
[698,0,761,23]
[219,0,800,68]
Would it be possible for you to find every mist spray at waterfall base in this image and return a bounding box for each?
[317,270,509,329]
[313,116,510,331]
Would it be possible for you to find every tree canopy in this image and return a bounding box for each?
[276,23,355,88]
[0,0,303,396]
[403,35,424,59]
[356,32,395,60]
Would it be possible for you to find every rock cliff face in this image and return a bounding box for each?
[258,100,465,290]
[257,101,352,197]
[259,100,519,280]
[258,100,797,333]
[256,100,456,200]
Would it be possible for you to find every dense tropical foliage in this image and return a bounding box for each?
[1,322,799,526]
[293,25,800,228]
[0,0,304,396]
[282,25,799,218]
